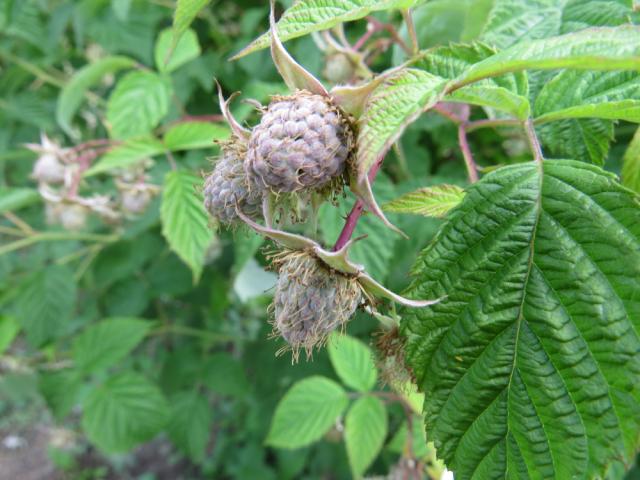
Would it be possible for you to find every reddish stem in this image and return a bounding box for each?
[333,201,365,251]
[69,139,115,154]
[353,26,376,51]
[333,158,383,251]
[67,146,112,197]
[458,124,479,183]
[433,102,467,124]
[435,103,479,183]
[353,16,411,55]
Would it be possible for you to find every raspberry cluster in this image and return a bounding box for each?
[271,251,362,360]
[203,90,353,226]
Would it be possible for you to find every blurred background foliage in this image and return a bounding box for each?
[0,0,638,479]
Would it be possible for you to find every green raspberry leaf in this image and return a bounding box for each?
[456,26,640,88]
[82,372,169,453]
[403,160,640,479]
[328,333,377,392]
[267,376,349,449]
[85,137,166,176]
[480,0,634,49]
[13,265,77,347]
[38,369,82,421]
[56,56,135,138]
[622,127,640,194]
[154,27,201,73]
[106,71,172,139]
[73,317,152,374]
[161,170,214,283]
[167,391,212,463]
[384,184,466,218]
[232,0,422,59]
[414,42,530,118]
[0,316,20,355]
[345,395,388,477]
[163,121,229,151]
[172,0,210,48]
[537,118,613,166]
[357,68,448,181]
[534,71,640,124]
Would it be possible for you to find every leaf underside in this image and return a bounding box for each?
[403,160,640,479]
[383,184,466,218]
[357,68,448,179]
[232,0,417,59]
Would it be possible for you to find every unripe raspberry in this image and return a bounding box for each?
[323,52,356,84]
[245,91,353,194]
[203,139,263,224]
[27,134,68,184]
[272,251,362,360]
[374,327,415,391]
[32,152,66,184]
[46,202,87,231]
[121,190,151,214]
[119,183,157,215]
[59,204,88,231]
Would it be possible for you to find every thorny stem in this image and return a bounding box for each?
[525,118,544,164]
[332,157,384,251]
[333,201,365,252]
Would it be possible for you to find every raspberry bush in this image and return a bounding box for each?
[1,1,640,479]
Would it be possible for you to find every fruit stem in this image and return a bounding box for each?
[68,146,111,197]
[402,9,419,55]
[0,231,118,256]
[332,158,383,251]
